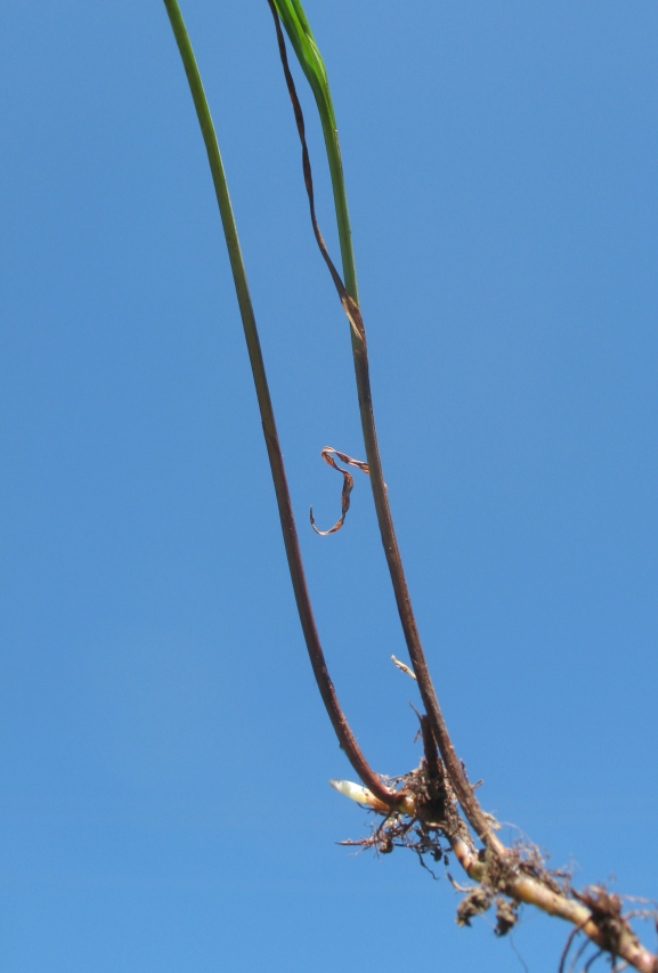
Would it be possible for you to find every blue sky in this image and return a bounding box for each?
[2,2,657,971]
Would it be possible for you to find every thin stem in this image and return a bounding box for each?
[162,0,398,808]
[269,0,498,847]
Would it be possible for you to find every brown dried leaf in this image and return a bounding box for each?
[310,446,370,536]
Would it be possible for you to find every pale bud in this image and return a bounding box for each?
[329,778,394,813]
[329,778,416,817]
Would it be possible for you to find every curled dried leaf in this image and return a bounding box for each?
[310,447,370,535]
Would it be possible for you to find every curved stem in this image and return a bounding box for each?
[162,0,399,808]
[269,0,497,846]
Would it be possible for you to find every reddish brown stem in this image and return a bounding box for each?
[164,0,397,808]
[267,0,498,847]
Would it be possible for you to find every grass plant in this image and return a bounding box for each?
[162,3,658,970]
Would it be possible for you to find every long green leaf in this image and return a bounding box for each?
[272,0,358,301]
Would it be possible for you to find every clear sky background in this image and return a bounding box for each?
[2,3,657,971]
